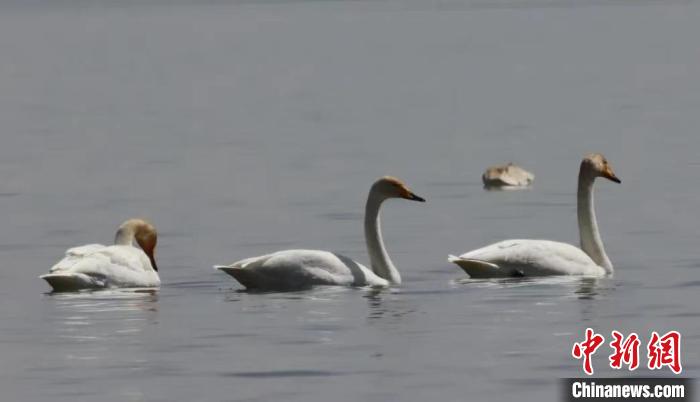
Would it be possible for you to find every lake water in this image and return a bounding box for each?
[0,0,698,400]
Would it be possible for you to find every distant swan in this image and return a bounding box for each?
[482,163,534,188]
[215,176,425,290]
[41,219,160,291]
[450,153,620,277]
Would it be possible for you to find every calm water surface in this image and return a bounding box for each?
[0,0,699,401]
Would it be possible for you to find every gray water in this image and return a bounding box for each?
[0,0,699,400]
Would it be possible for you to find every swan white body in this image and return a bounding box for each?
[42,244,160,290]
[41,219,160,291]
[482,163,534,187]
[452,154,620,278]
[449,240,605,278]
[216,249,390,289]
[215,177,425,291]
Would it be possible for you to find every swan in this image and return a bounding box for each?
[215,176,425,290]
[41,219,160,291]
[450,153,620,278]
[482,163,534,188]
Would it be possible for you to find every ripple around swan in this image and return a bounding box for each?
[45,289,160,316]
[483,185,533,192]
[450,276,615,303]
[166,280,220,289]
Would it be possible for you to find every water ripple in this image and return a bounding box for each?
[221,370,348,378]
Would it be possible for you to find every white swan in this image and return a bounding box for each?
[450,153,620,278]
[215,176,425,290]
[482,163,534,188]
[41,219,160,291]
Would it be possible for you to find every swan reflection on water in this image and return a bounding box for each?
[37,288,160,386]
[46,288,159,326]
[363,288,419,324]
[452,275,613,300]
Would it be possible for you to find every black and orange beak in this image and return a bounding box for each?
[404,191,426,202]
[602,165,621,184]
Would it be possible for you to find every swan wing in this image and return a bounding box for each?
[504,165,535,186]
[64,244,107,258]
[483,164,534,187]
[452,239,605,277]
[48,244,108,274]
[215,249,384,290]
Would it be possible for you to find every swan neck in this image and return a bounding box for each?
[577,168,613,272]
[114,226,135,246]
[364,192,401,284]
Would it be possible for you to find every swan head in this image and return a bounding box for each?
[373,176,426,202]
[582,153,621,184]
[116,219,159,271]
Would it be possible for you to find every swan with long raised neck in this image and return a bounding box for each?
[450,153,620,277]
[41,219,160,291]
[215,176,425,290]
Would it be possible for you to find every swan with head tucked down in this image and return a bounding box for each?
[215,176,425,290]
[449,153,621,278]
[482,163,534,188]
[41,219,160,291]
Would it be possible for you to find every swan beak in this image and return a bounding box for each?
[405,192,426,202]
[149,255,158,272]
[602,166,621,184]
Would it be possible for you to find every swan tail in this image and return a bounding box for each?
[40,273,105,292]
[215,265,261,289]
[448,255,508,278]
[214,256,268,289]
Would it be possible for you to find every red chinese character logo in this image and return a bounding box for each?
[647,331,682,374]
[609,331,640,370]
[572,328,605,375]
